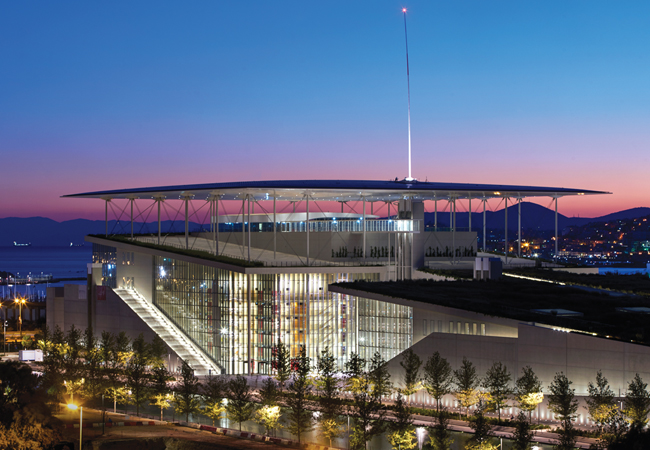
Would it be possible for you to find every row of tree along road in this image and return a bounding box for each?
[5,324,650,450]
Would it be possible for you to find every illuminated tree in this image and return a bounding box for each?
[482,361,512,421]
[548,372,578,450]
[423,351,453,412]
[387,392,416,450]
[255,405,283,436]
[453,357,480,416]
[226,375,255,431]
[399,348,422,405]
[515,366,543,423]
[203,374,227,426]
[173,360,201,422]
[316,347,343,446]
[285,347,313,443]
[625,373,650,431]
[428,408,454,450]
[586,370,617,434]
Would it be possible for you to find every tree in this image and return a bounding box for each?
[82,327,105,401]
[387,392,416,450]
[585,370,617,434]
[0,361,62,449]
[150,363,172,421]
[256,405,283,436]
[226,375,255,431]
[511,411,534,450]
[316,347,343,447]
[203,374,227,426]
[428,408,454,450]
[345,352,387,450]
[453,357,480,416]
[482,361,512,421]
[547,372,578,450]
[423,352,453,412]
[625,373,650,431]
[369,351,393,401]
[399,348,422,405]
[285,347,314,443]
[467,403,497,450]
[102,331,130,413]
[515,366,543,423]
[125,333,151,416]
[274,340,291,392]
[173,360,201,422]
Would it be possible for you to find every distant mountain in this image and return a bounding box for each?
[0,217,204,247]
[2,205,650,246]
[423,203,650,231]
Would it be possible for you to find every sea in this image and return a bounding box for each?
[0,246,92,299]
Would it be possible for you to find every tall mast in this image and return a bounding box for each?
[403,8,415,181]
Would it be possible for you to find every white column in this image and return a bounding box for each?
[216,196,220,256]
[483,198,487,253]
[157,198,162,245]
[306,194,310,267]
[185,196,189,250]
[468,196,472,232]
[105,199,109,237]
[555,196,559,258]
[434,198,437,231]
[130,198,134,239]
[362,197,367,260]
[504,197,508,264]
[273,193,277,261]
[518,197,522,258]
[247,195,251,262]
[241,198,246,257]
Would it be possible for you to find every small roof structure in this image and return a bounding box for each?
[63,179,609,202]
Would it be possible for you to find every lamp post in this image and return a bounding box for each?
[15,297,26,348]
[67,403,82,450]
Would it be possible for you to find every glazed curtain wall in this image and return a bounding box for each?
[358,298,412,363]
[92,243,116,288]
[153,256,396,374]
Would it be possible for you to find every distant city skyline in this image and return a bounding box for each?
[1,1,648,221]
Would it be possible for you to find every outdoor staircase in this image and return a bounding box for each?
[113,288,222,376]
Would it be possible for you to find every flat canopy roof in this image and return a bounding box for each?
[63,179,609,202]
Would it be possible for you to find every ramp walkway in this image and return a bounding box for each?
[114,288,221,376]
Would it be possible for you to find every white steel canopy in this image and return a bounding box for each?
[63,179,609,202]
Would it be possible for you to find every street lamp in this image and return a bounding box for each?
[67,403,83,450]
[14,297,26,348]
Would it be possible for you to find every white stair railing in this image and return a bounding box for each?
[113,288,222,376]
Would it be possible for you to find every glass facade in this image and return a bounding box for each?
[92,243,116,288]
[152,254,384,374]
[357,298,412,362]
[93,244,414,375]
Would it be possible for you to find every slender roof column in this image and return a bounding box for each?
[518,197,522,258]
[184,196,190,250]
[306,194,310,267]
[468,196,472,232]
[555,196,559,258]
[130,198,134,239]
[504,197,508,264]
[362,197,366,261]
[273,192,277,261]
[483,198,487,253]
[104,198,110,237]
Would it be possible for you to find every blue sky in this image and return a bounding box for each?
[1,1,649,219]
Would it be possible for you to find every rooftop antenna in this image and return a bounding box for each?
[402,8,415,181]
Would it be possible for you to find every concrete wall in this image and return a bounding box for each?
[46,284,87,332]
[385,323,650,424]
[114,249,154,303]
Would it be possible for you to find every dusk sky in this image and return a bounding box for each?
[1,1,649,221]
